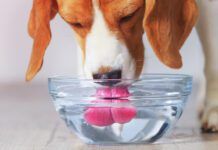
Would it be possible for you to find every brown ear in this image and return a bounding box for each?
[144,0,199,68]
[26,0,58,81]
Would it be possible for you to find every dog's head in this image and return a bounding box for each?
[26,0,198,81]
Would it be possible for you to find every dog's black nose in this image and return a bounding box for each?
[93,70,122,80]
[93,70,122,86]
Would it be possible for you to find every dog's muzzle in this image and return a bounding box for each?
[93,70,122,86]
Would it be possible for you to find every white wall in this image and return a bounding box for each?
[0,0,78,84]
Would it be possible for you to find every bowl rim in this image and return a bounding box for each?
[48,73,193,83]
[48,73,193,102]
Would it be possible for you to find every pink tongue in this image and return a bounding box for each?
[84,87,136,126]
[96,87,130,98]
[111,100,136,124]
[84,107,114,126]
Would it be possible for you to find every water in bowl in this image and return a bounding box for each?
[49,74,192,144]
[54,98,184,144]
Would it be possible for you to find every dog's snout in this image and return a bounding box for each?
[93,70,122,80]
[93,70,122,86]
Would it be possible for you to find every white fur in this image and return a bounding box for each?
[84,0,135,79]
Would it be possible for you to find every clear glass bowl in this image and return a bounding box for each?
[48,74,193,145]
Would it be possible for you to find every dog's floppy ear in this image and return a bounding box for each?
[26,0,58,81]
[144,0,198,68]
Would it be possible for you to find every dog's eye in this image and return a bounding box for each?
[120,13,135,23]
[119,8,140,24]
[71,22,83,28]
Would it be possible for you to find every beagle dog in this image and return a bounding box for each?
[28,0,218,131]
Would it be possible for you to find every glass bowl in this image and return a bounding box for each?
[48,74,193,145]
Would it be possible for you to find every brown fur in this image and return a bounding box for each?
[57,0,93,66]
[144,0,199,68]
[98,66,113,74]
[26,0,198,81]
[26,0,58,81]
